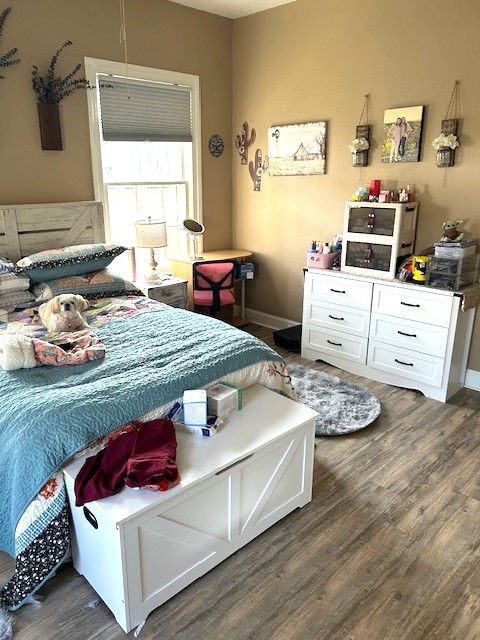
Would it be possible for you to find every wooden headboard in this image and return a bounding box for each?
[0,201,106,262]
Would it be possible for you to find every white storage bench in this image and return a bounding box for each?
[63,385,318,634]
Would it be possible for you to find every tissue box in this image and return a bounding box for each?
[207,383,242,419]
[183,389,207,426]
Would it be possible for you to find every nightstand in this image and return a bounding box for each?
[135,277,188,309]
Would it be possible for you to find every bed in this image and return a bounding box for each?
[0,202,297,612]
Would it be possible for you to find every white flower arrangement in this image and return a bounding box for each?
[348,137,370,154]
[431,133,460,150]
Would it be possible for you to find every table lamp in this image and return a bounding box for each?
[135,217,167,283]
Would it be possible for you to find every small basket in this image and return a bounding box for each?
[307,251,339,269]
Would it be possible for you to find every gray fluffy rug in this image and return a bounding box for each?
[0,609,13,640]
[287,361,381,436]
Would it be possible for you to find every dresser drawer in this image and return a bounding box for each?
[370,313,449,358]
[367,340,444,388]
[305,272,373,310]
[304,300,370,338]
[303,327,368,365]
[372,284,453,327]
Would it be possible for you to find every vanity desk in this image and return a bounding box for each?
[170,249,252,325]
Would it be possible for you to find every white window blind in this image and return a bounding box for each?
[98,75,192,142]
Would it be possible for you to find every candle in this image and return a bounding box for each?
[370,179,381,197]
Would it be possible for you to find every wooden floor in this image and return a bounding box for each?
[2,322,480,640]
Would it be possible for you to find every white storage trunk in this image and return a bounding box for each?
[63,385,317,634]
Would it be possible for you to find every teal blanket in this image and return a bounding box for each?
[0,307,280,556]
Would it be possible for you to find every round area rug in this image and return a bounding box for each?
[0,608,13,640]
[286,361,381,436]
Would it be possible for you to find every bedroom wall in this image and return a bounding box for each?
[0,0,233,251]
[232,0,480,373]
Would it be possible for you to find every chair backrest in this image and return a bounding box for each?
[193,260,236,312]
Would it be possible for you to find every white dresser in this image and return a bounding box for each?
[301,269,476,402]
[63,385,317,634]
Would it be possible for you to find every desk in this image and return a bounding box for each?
[170,249,252,325]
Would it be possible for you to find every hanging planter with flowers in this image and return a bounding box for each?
[432,132,460,168]
[349,94,371,167]
[432,81,461,168]
[349,136,370,167]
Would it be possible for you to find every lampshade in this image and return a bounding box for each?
[135,218,167,249]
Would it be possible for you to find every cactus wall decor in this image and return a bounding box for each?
[235,121,256,165]
[249,148,269,191]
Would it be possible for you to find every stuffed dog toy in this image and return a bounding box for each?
[440,219,464,243]
[39,294,89,333]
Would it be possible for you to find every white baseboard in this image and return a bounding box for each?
[465,368,480,392]
[235,306,299,331]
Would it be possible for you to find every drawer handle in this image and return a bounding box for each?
[330,288,346,294]
[327,339,343,347]
[328,314,344,321]
[400,301,420,308]
[397,330,417,338]
[215,453,254,475]
[395,358,414,367]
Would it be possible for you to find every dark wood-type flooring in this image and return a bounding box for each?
[2,322,480,640]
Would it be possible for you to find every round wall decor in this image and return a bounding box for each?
[208,134,224,158]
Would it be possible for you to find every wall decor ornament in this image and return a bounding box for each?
[235,122,256,165]
[267,121,327,176]
[432,81,461,168]
[381,105,425,163]
[249,149,269,191]
[0,6,20,79]
[208,134,224,158]
[349,94,370,167]
[32,41,95,150]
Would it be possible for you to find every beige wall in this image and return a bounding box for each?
[232,0,480,371]
[0,0,233,250]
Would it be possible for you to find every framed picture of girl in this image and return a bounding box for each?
[381,105,425,163]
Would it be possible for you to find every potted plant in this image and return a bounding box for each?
[32,41,93,150]
[0,6,20,79]
[432,133,460,168]
[348,137,370,167]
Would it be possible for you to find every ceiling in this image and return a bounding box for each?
[169,0,296,19]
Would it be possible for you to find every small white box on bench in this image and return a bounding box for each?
[183,389,207,426]
[207,383,242,419]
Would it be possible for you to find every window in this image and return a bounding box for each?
[85,58,202,278]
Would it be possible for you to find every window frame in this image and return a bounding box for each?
[84,57,203,246]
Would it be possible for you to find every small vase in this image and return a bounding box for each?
[352,150,368,167]
[37,102,63,150]
[436,147,453,168]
